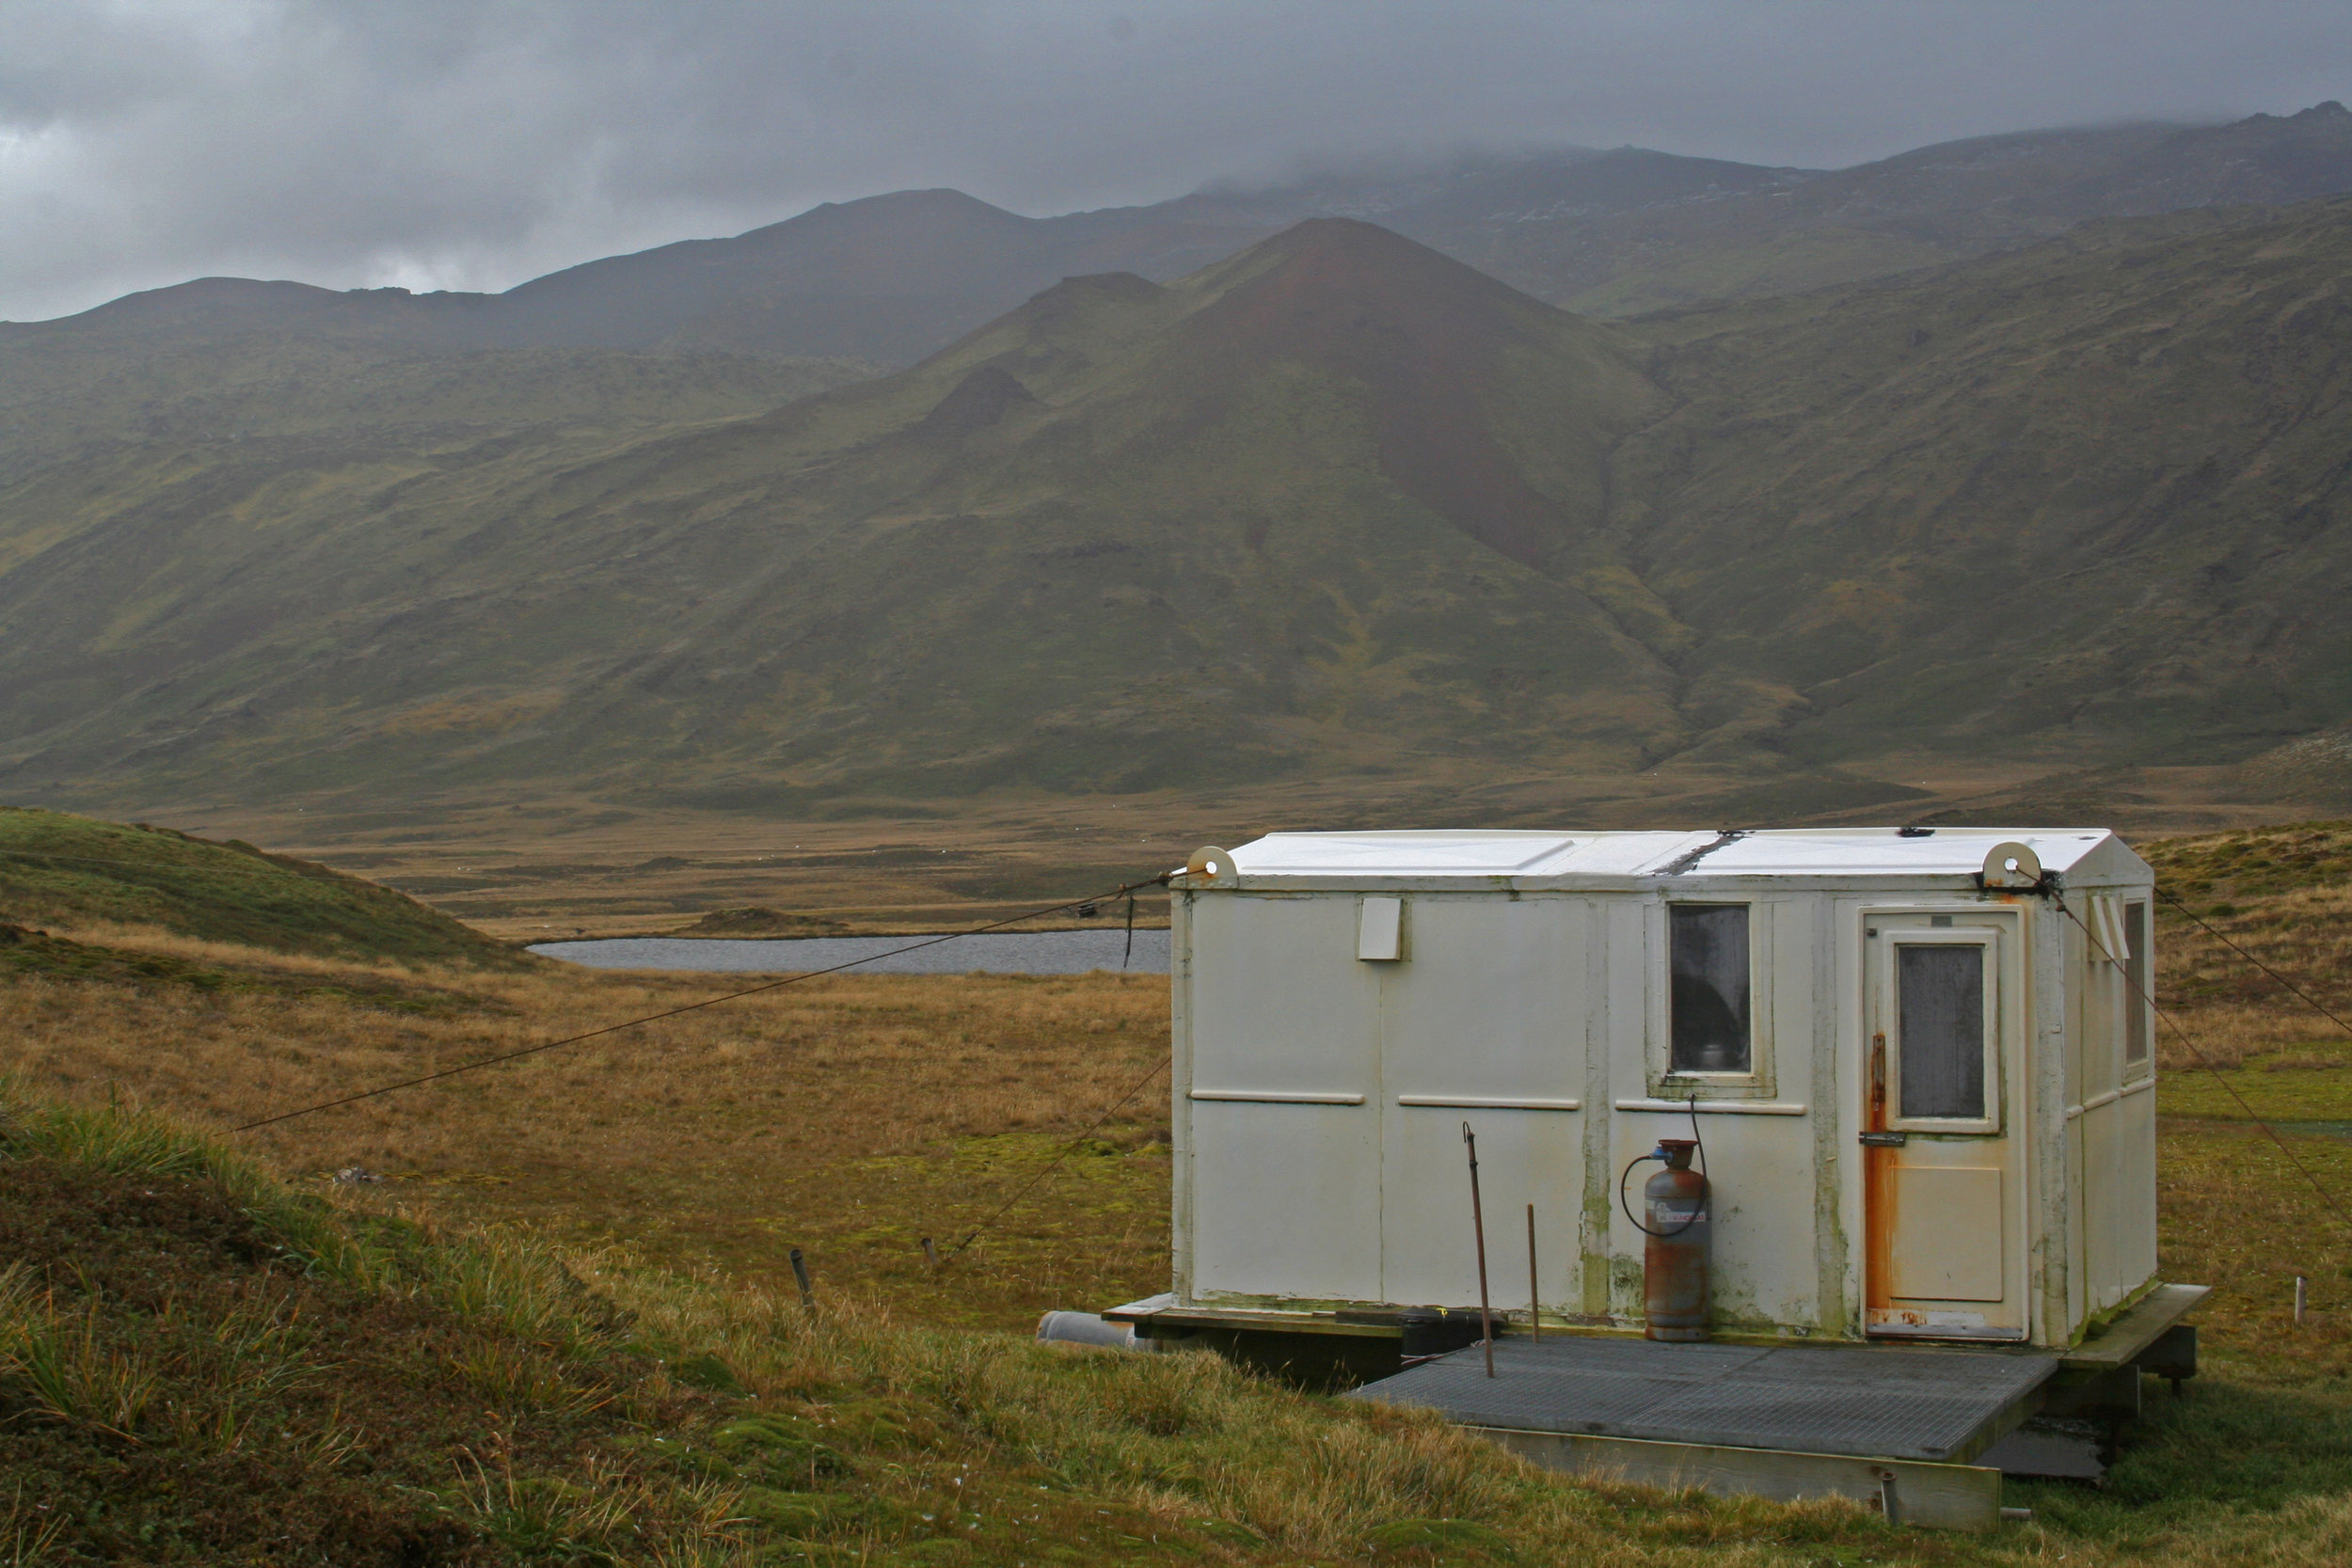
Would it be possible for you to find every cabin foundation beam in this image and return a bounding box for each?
[1474,1427,2006,1531]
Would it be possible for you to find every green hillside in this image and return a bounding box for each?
[0,808,520,967]
[0,309,871,489]
[1607,196,2352,770]
[3,200,2352,809]
[0,220,1678,803]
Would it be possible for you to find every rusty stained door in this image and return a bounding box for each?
[1862,911,2028,1341]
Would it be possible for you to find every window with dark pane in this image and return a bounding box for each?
[1898,944,1985,1119]
[1669,904,1750,1073]
[2123,901,2151,1066]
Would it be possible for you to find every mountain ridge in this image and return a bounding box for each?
[4,196,2352,813]
[15,105,2352,370]
[0,219,1682,802]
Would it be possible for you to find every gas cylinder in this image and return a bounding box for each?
[1643,1138,1710,1342]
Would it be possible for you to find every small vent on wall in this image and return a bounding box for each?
[1358,895,1404,961]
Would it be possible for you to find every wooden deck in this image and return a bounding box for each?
[1118,1284,2212,1530]
[1351,1335,2053,1529]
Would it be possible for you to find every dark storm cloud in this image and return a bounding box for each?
[2,0,2345,321]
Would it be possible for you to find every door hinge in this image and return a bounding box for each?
[1859,1131,1909,1148]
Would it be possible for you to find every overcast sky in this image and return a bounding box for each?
[2,0,2344,323]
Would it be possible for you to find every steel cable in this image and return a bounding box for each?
[943,1050,1173,1262]
[2055,891,2352,1236]
[2153,885,2352,1042]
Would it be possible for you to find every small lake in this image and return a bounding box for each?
[530,928,1171,976]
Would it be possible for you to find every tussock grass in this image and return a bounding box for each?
[6,823,2352,1560]
[0,1082,1918,1565]
[0,948,1171,1325]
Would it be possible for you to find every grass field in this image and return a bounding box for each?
[0,933,1174,1330]
[5,818,2352,1561]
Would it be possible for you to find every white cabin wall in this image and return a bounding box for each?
[2114,1081,2160,1305]
[1599,895,1822,1332]
[1707,897,1824,1329]
[1580,900,1620,1321]
[1172,863,2148,1347]
[2080,928,2122,1315]
[2061,915,2089,1338]
[1182,892,1382,1305]
[2076,882,2161,1318]
[1375,895,1587,1313]
[2030,901,2080,1344]
[1819,895,1863,1338]
[1171,889,1193,1301]
[2125,890,2161,1297]
[1599,897,1650,1321]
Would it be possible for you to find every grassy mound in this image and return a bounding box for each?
[0,1092,719,1564]
[0,1087,1922,1567]
[0,921,485,1013]
[0,807,524,968]
[675,907,853,938]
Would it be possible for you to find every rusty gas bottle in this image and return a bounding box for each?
[1641,1139,1710,1342]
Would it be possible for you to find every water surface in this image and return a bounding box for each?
[531,927,1170,975]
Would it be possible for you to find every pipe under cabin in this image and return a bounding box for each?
[1162,828,2163,1350]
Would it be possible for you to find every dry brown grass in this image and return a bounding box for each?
[0,935,1170,1329]
[116,756,2328,943]
[16,827,2352,1560]
[13,1085,2352,1565]
[2146,826,2352,1070]
[2151,886,2352,1072]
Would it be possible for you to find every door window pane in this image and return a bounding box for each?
[1670,905,1750,1073]
[2123,901,2151,1066]
[1899,944,1985,1119]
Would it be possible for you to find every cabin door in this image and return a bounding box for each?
[1862,911,2029,1340]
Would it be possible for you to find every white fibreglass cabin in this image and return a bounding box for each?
[1165,829,2161,1349]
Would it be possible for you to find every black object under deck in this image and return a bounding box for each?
[1350,1336,2060,1463]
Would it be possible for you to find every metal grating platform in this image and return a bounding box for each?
[1349,1336,2059,1463]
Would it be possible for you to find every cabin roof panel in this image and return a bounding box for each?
[1221,828,2130,883]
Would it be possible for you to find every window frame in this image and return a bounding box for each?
[2122,897,2153,1080]
[1874,924,2006,1137]
[1647,899,1775,1100]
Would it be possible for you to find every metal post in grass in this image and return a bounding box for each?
[1527,1203,1540,1343]
[790,1246,815,1311]
[921,1236,940,1271]
[2296,1275,2308,1326]
[1464,1122,1494,1378]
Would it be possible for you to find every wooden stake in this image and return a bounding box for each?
[1464,1123,1494,1378]
[2296,1275,2308,1326]
[921,1236,940,1270]
[1527,1202,1540,1342]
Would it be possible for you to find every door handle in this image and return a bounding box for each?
[1859,1131,1909,1148]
